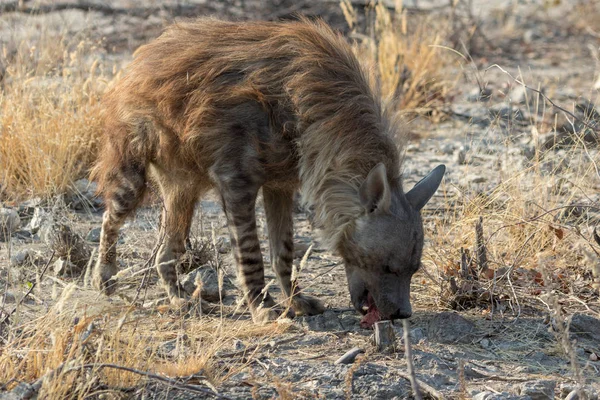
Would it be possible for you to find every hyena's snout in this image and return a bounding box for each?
[370,275,413,320]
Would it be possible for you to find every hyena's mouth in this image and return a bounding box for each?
[359,292,381,329]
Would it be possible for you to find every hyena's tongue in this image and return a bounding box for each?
[359,293,381,329]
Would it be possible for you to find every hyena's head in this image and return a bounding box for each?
[342,163,445,320]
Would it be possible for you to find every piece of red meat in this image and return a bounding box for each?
[359,293,381,329]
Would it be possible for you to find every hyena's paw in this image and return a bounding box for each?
[250,294,295,324]
[92,263,118,295]
[291,294,325,316]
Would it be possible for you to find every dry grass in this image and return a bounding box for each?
[421,86,600,315]
[342,0,457,118]
[0,16,113,201]
[0,285,291,398]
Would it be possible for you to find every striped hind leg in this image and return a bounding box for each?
[93,162,146,295]
[153,178,199,307]
[263,187,325,316]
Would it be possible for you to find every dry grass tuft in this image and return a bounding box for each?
[0,17,114,201]
[0,293,290,398]
[420,88,600,316]
[342,0,457,118]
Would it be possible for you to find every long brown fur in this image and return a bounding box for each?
[91,17,403,321]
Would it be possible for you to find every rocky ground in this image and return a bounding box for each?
[1,0,600,399]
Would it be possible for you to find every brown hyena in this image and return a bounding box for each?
[91,17,445,323]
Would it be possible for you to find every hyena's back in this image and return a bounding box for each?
[91,17,373,320]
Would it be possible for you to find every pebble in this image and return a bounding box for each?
[180,264,232,302]
[519,380,556,400]
[10,249,37,267]
[53,257,79,277]
[569,313,600,341]
[0,208,21,240]
[86,227,102,243]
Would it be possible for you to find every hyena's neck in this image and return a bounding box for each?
[295,117,401,252]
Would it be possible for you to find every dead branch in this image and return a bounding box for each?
[486,64,600,133]
[475,216,488,273]
[13,362,232,400]
[402,319,423,400]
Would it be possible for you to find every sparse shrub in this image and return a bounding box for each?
[342,0,457,118]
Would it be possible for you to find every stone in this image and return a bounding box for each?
[427,312,475,344]
[455,148,467,165]
[489,103,524,122]
[569,313,600,341]
[10,249,37,267]
[25,207,49,234]
[68,178,101,209]
[519,380,556,400]
[466,87,493,102]
[0,208,20,241]
[86,227,102,243]
[53,257,80,277]
[473,391,530,400]
[180,264,228,302]
[300,310,344,331]
[2,291,16,304]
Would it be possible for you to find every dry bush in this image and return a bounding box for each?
[342,0,458,118]
[0,15,114,201]
[421,91,600,315]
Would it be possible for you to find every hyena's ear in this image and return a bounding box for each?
[406,165,446,211]
[359,163,391,213]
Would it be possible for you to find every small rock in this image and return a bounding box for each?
[466,175,487,184]
[10,249,37,267]
[427,312,475,344]
[480,338,490,348]
[410,327,426,343]
[2,291,16,304]
[68,178,101,210]
[180,264,228,302]
[43,223,90,272]
[54,257,80,277]
[300,310,344,331]
[569,313,600,341]
[466,87,492,102]
[86,227,102,243]
[455,148,467,165]
[0,208,21,241]
[440,143,455,155]
[509,85,528,104]
[26,207,49,234]
[217,236,231,254]
[519,380,556,400]
[489,103,524,121]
